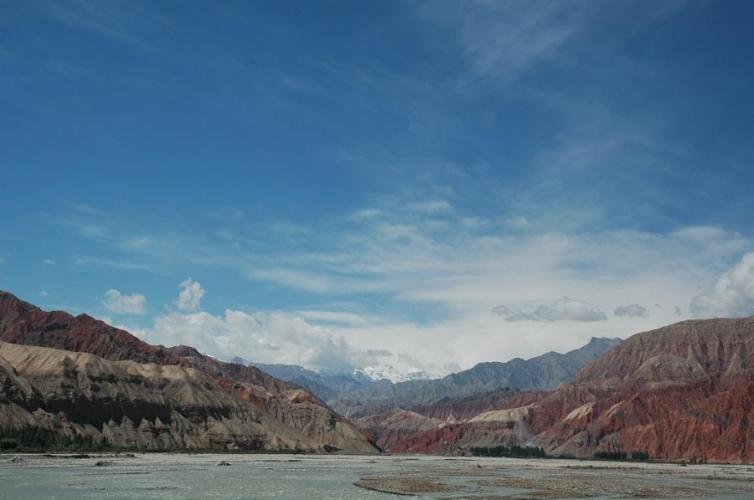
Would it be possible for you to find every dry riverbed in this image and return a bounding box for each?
[2,453,754,498]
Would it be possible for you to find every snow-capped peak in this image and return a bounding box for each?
[354,364,433,383]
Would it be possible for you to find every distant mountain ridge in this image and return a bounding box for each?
[358,364,435,383]
[246,336,622,419]
[333,336,621,417]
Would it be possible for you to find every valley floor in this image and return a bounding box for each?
[2,453,754,499]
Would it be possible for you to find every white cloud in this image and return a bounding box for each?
[296,310,371,326]
[102,289,147,315]
[40,290,49,298]
[671,226,749,258]
[75,256,153,271]
[690,252,754,318]
[249,268,379,294]
[138,309,379,372]
[127,288,439,375]
[42,259,56,265]
[175,278,205,312]
[500,297,607,322]
[0,256,5,264]
[614,304,649,318]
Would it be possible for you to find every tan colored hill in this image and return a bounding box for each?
[0,341,290,449]
[0,291,376,453]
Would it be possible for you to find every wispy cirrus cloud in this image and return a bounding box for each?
[42,0,167,49]
[75,256,154,272]
[418,0,592,84]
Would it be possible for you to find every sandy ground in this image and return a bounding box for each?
[2,453,754,498]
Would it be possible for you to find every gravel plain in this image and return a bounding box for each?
[2,453,754,499]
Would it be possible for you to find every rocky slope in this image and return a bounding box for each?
[0,291,377,453]
[374,317,754,463]
[528,317,754,462]
[0,341,304,450]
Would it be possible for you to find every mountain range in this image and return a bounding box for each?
[3,288,754,463]
[246,336,622,418]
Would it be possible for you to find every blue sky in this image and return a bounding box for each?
[2,1,754,375]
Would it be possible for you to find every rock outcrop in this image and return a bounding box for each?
[0,291,377,453]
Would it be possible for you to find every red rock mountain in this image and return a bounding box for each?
[364,317,754,463]
[0,291,377,453]
[530,317,754,463]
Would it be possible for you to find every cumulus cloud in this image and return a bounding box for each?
[499,297,607,322]
[175,278,205,312]
[103,289,146,315]
[614,304,649,318]
[42,259,56,265]
[140,309,380,372]
[690,252,754,318]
